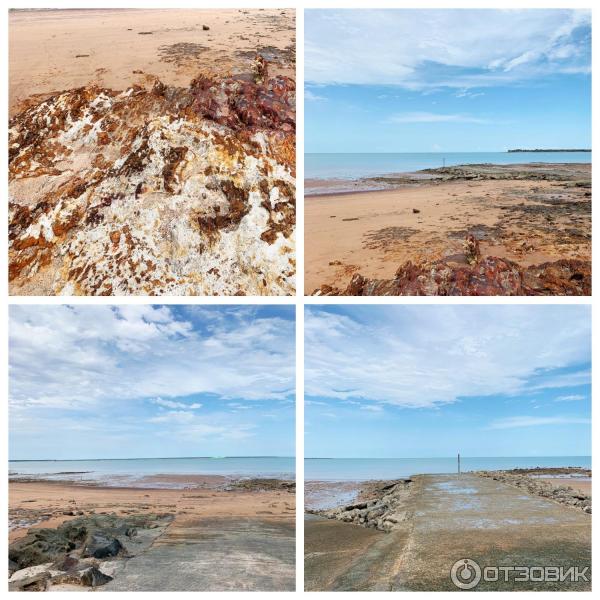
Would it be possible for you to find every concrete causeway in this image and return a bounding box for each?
[103,517,295,591]
[305,473,591,591]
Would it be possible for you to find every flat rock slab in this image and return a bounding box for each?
[305,474,591,591]
[101,517,295,591]
[396,474,591,591]
[305,514,408,591]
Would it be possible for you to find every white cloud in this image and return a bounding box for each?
[488,416,590,430]
[147,410,255,441]
[305,9,590,89]
[555,394,587,403]
[305,89,327,101]
[9,305,295,411]
[305,306,590,408]
[152,398,202,410]
[388,112,488,124]
[360,405,384,412]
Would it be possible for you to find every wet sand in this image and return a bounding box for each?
[305,164,590,294]
[539,477,591,496]
[10,479,295,543]
[9,478,295,590]
[9,8,295,116]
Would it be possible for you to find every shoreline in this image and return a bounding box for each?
[305,466,591,513]
[9,478,296,590]
[9,472,295,491]
[305,161,591,196]
[305,163,590,295]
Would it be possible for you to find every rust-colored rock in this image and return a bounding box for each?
[9,63,296,296]
[313,249,590,297]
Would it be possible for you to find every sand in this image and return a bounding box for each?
[9,479,295,545]
[9,8,295,116]
[538,477,591,496]
[305,166,590,293]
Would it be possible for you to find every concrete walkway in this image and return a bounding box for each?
[305,473,591,591]
[103,517,295,591]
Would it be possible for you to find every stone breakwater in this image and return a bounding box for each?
[313,235,590,296]
[475,469,591,514]
[9,514,172,591]
[9,66,295,296]
[306,479,412,532]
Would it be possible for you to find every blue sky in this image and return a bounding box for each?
[305,306,591,458]
[305,9,591,152]
[9,305,295,460]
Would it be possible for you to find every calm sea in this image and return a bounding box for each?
[305,456,591,481]
[9,456,295,484]
[305,152,591,180]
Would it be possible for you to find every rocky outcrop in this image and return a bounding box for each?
[307,479,412,532]
[313,237,590,296]
[476,470,591,514]
[8,514,172,591]
[228,478,295,492]
[420,163,590,182]
[9,66,295,295]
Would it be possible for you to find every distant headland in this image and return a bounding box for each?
[508,148,591,153]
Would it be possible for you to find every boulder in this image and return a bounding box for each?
[8,562,56,591]
[80,566,114,587]
[83,533,122,559]
[8,558,18,577]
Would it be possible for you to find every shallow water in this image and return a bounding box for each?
[305,152,591,180]
[9,456,295,487]
[304,457,591,481]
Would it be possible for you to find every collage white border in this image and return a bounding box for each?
[1,0,596,596]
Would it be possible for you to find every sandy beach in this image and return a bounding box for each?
[305,468,591,591]
[306,163,590,295]
[9,8,295,116]
[9,477,295,591]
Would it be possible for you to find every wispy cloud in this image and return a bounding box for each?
[305,306,590,408]
[455,89,485,99]
[360,405,384,412]
[388,112,488,124]
[152,398,202,410]
[555,394,587,402]
[9,305,295,410]
[9,305,295,459]
[305,9,591,89]
[488,416,590,430]
[305,89,327,102]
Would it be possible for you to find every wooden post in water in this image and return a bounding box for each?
[458,452,461,474]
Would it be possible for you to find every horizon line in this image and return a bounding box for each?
[305,150,592,155]
[9,455,295,462]
[305,455,590,460]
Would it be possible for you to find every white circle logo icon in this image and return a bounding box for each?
[451,558,482,589]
